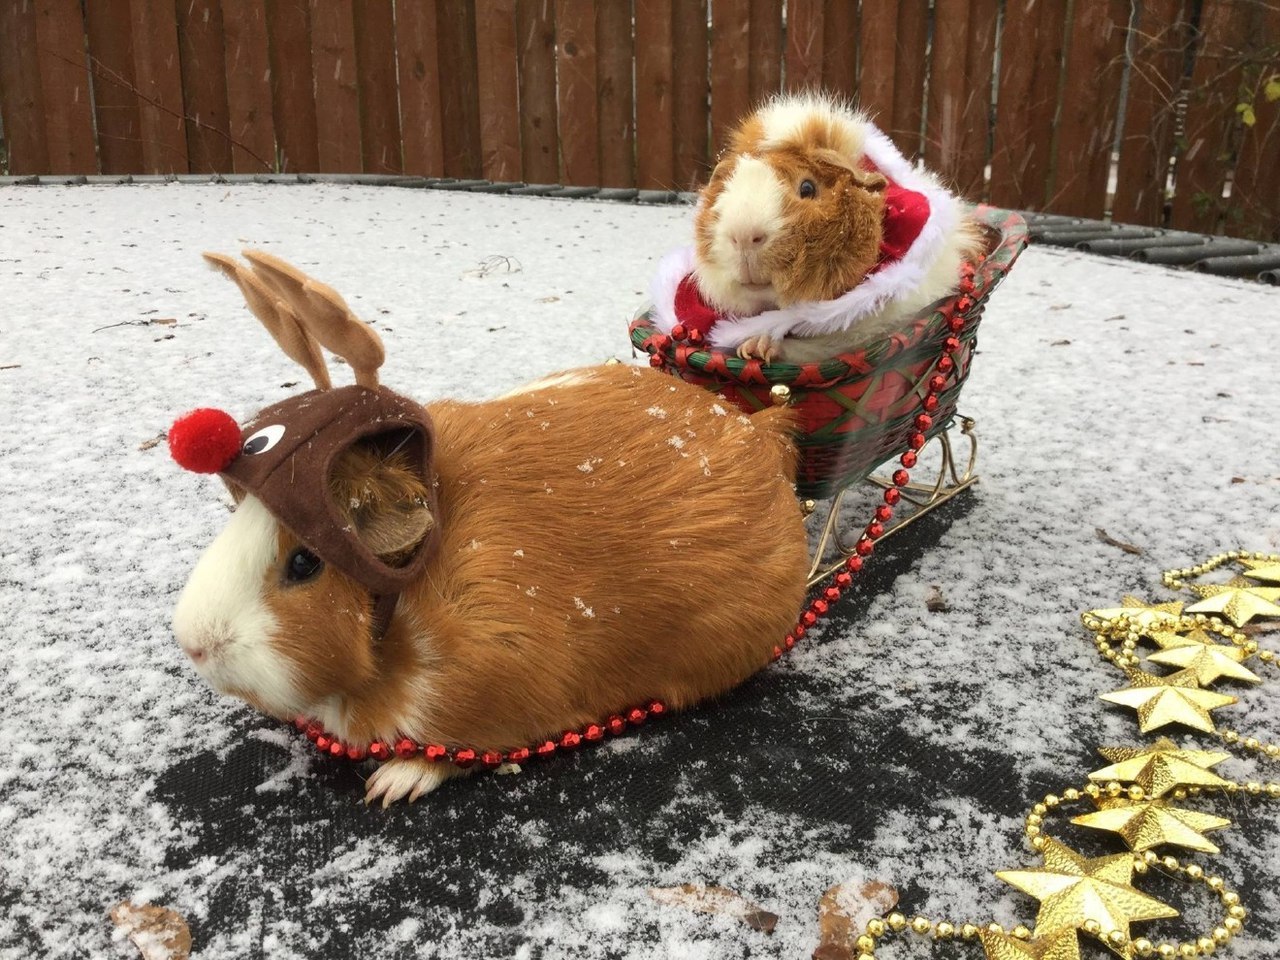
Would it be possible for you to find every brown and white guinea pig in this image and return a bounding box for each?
[659,92,987,364]
[173,363,809,806]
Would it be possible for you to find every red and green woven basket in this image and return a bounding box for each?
[630,205,1029,499]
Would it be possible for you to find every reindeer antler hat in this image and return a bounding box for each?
[168,251,440,638]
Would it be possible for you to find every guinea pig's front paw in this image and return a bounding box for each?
[363,757,464,808]
[736,335,782,363]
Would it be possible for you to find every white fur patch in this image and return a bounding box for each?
[693,156,787,316]
[173,495,303,717]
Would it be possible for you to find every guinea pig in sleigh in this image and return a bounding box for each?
[169,251,810,806]
[650,92,987,364]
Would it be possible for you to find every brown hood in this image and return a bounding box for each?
[219,384,440,596]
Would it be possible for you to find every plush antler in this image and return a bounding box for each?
[202,252,333,390]
[242,250,386,389]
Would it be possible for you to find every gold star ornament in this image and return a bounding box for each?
[1090,739,1231,797]
[1099,666,1237,733]
[1239,557,1280,585]
[978,925,1081,960]
[1145,642,1260,686]
[1071,795,1232,853]
[997,838,1178,941]
[1184,577,1280,626]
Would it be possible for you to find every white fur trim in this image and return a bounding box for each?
[648,103,964,350]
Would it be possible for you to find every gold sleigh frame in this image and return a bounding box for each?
[804,415,979,587]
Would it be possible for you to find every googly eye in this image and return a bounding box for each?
[242,424,286,455]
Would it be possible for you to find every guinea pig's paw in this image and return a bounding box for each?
[736,335,781,363]
[363,757,460,808]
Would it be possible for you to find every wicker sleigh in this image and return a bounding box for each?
[629,205,1029,500]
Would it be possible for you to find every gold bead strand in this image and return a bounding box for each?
[1162,552,1248,591]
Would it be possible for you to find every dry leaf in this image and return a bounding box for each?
[0,364,21,370]
[814,880,899,959]
[925,585,949,613]
[151,318,178,326]
[1050,339,1071,346]
[110,902,191,960]
[536,295,561,304]
[1095,528,1144,556]
[138,433,166,451]
[648,884,778,934]
[1231,477,1246,484]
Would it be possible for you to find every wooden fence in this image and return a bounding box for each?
[1,0,1277,239]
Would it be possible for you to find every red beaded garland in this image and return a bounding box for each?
[560,731,583,750]
[771,645,783,661]
[892,469,911,487]
[648,700,666,717]
[915,414,933,431]
[824,586,841,602]
[687,329,704,346]
[453,748,477,768]
[936,356,955,374]
[606,715,627,736]
[425,743,448,762]
[369,741,390,761]
[922,395,939,413]
[536,739,557,758]
[784,634,796,649]
[856,538,875,557]
[394,738,418,759]
[908,432,926,451]
[866,521,885,539]
[927,374,947,393]
[670,323,687,341]
[508,747,531,764]
[835,571,853,587]
[801,609,819,626]
[648,353,665,368]
[585,724,605,742]
[883,488,901,506]
[627,707,648,725]
[346,744,367,762]
[315,734,332,752]
[481,751,504,768]
[943,336,961,354]
[846,555,864,572]
[811,599,829,616]
[948,316,965,334]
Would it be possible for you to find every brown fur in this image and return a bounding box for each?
[258,364,810,749]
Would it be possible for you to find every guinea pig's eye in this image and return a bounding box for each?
[798,179,817,200]
[242,423,286,455]
[284,547,324,584]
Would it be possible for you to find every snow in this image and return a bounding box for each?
[1,182,1279,958]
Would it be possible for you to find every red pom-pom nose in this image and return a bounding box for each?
[168,408,242,474]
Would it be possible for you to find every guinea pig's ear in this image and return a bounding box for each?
[854,169,888,193]
[331,442,435,561]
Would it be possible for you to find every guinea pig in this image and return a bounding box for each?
[172,264,811,807]
[671,92,987,364]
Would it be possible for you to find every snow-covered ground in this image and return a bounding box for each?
[1,183,1278,959]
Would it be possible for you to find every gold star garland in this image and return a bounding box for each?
[834,553,1279,960]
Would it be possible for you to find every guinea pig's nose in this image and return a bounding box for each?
[180,641,207,664]
[729,228,767,250]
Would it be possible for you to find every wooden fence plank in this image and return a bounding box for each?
[1169,1,1253,233]
[84,0,144,174]
[989,0,1068,210]
[176,0,233,173]
[596,0,634,186]
[954,0,997,198]
[671,0,708,188]
[128,0,187,173]
[353,0,401,174]
[517,0,558,182]
[784,0,824,91]
[889,0,928,155]
[925,0,970,182]
[634,0,674,188]
[1049,0,1129,217]
[556,0,599,185]
[1,0,51,174]
[711,0,750,152]
[475,0,521,181]
[747,0,782,103]
[266,0,318,172]
[1230,3,1280,242]
[436,0,481,177]
[1111,0,1188,227]
[821,0,856,101]
[33,0,97,173]
[309,0,361,172]
[394,0,445,177]
[856,0,897,126]
[222,0,276,172]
